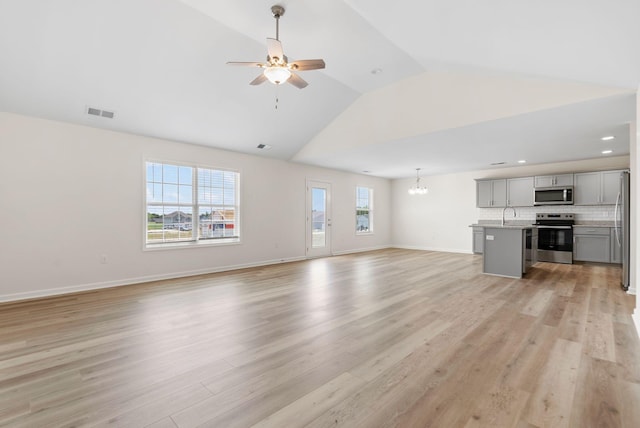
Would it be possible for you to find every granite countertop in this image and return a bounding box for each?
[471,220,616,228]
[573,221,615,227]
[469,222,535,230]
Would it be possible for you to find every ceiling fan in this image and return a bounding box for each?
[226,5,325,89]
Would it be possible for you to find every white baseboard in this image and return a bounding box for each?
[0,256,307,303]
[332,245,392,256]
[392,245,473,255]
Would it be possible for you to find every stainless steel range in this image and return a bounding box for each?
[535,213,575,264]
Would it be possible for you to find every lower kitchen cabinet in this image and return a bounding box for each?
[472,227,483,254]
[573,226,610,263]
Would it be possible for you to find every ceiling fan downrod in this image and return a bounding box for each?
[271,5,285,41]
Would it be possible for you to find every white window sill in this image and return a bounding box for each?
[144,237,241,251]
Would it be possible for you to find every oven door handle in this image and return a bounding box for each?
[536,225,573,229]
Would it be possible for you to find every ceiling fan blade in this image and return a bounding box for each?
[289,59,326,71]
[266,38,284,62]
[226,61,264,68]
[287,73,308,89]
[250,73,268,86]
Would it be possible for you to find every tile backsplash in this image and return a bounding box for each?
[478,205,615,222]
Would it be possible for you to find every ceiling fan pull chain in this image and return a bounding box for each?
[275,86,279,110]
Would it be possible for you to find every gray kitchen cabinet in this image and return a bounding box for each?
[507,177,534,206]
[611,227,622,264]
[476,179,506,208]
[574,172,600,205]
[482,226,535,278]
[534,174,573,188]
[573,226,610,263]
[472,226,483,254]
[602,171,622,205]
[574,170,622,205]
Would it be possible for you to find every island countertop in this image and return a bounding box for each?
[469,223,536,230]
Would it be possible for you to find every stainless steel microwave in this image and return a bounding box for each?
[534,186,574,205]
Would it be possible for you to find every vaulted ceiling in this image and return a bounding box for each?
[1,0,638,178]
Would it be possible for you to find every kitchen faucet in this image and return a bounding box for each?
[502,206,516,226]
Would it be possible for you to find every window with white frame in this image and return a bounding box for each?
[356,186,373,233]
[146,161,240,246]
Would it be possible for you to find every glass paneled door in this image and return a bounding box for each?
[306,181,332,258]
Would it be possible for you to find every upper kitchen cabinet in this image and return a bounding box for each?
[574,170,622,205]
[507,177,534,207]
[534,174,574,188]
[476,179,507,208]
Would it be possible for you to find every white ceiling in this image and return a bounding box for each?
[0,0,638,178]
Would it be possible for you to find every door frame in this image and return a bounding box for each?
[306,180,332,258]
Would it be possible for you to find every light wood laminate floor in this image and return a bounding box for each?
[1,249,639,427]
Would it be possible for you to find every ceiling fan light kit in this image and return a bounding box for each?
[264,66,291,84]
[226,4,325,89]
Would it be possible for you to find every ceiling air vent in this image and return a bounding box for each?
[256,143,272,150]
[86,106,115,119]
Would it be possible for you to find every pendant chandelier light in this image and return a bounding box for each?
[408,168,428,195]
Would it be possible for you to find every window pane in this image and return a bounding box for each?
[356,186,369,209]
[163,184,178,203]
[178,166,192,185]
[312,188,326,248]
[147,183,163,204]
[178,184,192,204]
[147,163,163,183]
[163,164,178,184]
[357,211,370,232]
[147,206,164,242]
[212,170,223,186]
[223,171,236,187]
[356,187,372,233]
[211,188,223,204]
[198,206,238,239]
[198,186,209,204]
[223,188,235,205]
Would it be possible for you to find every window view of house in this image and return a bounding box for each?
[146,162,239,245]
[356,186,373,233]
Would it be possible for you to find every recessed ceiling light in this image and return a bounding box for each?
[517,160,526,164]
[601,136,615,141]
[371,68,383,75]
[602,150,613,154]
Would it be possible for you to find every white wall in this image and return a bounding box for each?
[392,156,630,253]
[0,112,391,302]
[633,89,639,333]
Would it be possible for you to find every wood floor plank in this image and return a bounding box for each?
[249,372,365,428]
[145,417,178,428]
[0,249,637,427]
[463,385,530,428]
[570,356,623,427]
[521,338,582,428]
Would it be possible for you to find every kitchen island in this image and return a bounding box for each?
[470,223,537,278]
